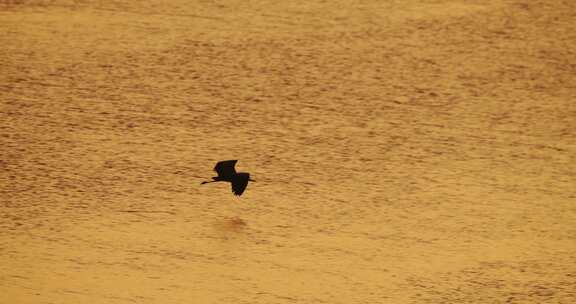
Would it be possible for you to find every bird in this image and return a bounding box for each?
[201,160,255,196]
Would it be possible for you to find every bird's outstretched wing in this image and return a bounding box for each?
[214,160,237,177]
[231,173,250,196]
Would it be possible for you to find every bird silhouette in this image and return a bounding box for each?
[201,160,255,196]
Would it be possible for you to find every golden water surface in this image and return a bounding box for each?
[1,0,575,303]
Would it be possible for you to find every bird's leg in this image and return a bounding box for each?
[201,176,223,185]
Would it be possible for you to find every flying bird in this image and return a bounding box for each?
[201,160,255,196]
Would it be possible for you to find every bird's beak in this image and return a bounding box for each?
[249,179,256,182]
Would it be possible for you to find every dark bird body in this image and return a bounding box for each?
[201,160,255,196]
